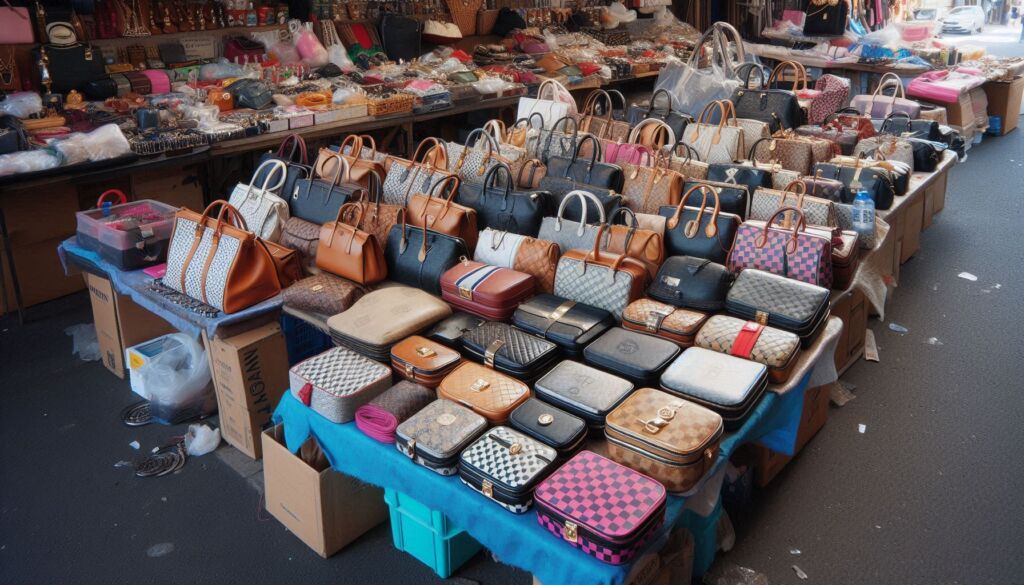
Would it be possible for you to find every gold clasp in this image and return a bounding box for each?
[416,346,436,358]
[404,363,415,378]
[509,443,522,456]
[459,286,473,300]
[470,379,490,392]
[563,521,578,543]
[482,479,494,498]
[755,310,769,325]
[484,339,504,368]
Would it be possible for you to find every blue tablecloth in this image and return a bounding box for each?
[272,371,812,585]
[58,237,282,339]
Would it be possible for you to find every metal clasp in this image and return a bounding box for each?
[404,439,416,459]
[470,379,490,392]
[755,310,769,325]
[459,286,473,300]
[563,521,578,543]
[484,339,504,368]
[416,346,436,358]
[482,479,494,498]
[404,363,415,378]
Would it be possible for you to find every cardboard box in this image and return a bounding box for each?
[922,165,950,230]
[831,288,867,374]
[84,273,176,378]
[752,383,831,487]
[922,92,974,127]
[534,528,693,585]
[207,322,289,459]
[262,425,387,557]
[900,193,924,264]
[982,77,1024,136]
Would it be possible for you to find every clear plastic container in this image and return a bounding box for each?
[75,189,178,270]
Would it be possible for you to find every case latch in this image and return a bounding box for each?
[484,339,505,368]
[755,310,769,325]
[563,521,578,543]
[404,439,416,459]
[459,285,473,300]
[404,363,415,378]
[482,479,493,498]
[470,378,490,392]
[416,346,436,358]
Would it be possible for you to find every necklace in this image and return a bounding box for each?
[0,49,16,88]
[121,0,151,37]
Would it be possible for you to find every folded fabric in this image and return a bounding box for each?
[355,381,436,444]
[907,69,986,103]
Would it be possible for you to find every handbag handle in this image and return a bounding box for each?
[581,90,613,136]
[357,134,379,160]
[746,136,775,162]
[674,141,702,163]
[516,158,544,187]
[544,115,580,158]
[276,133,308,165]
[629,118,676,150]
[759,205,807,254]
[646,88,673,118]
[737,62,767,89]
[555,189,606,235]
[767,60,808,92]
[536,79,558,101]
[317,148,352,186]
[249,159,288,195]
[689,100,728,147]
[566,135,602,182]
[607,89,626,113]
[393,207,433,264]
[412,137,449,169]
[609,207,640,252]
[666,183,721,239]
[338,134,364,161]
[203,200,250,234]
[880,111,912,134]
[97,189,128,208]
[328,202,367,250]
[580,224,627,276]
[481,163,515,207]
[352,170,385,224]
[483,119,507,144]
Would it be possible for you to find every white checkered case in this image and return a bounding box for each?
[288,347,393,423]
[458,426,558,514]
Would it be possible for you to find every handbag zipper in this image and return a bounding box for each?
[606,419,720,465]
[605,433,715,469]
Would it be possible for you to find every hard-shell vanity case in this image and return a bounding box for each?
[458,426,558,513]
[694,315,800,384]
[605,387,723,493]
[426,311,486,348]
[724,269,830,348]
[583,327,681,387]
[660,347,769,431]
[511,294,615,358]
[75,192,178,270]
[533,360,634,429]
[647,256,732,312]
[460,321,559,382]
[327,286,453,361]
[621,298,709,347]
[534,450,667,565]
[437,361,531,424]
[390,335,462,388]
[395,399,488,476]
[440,260,537,321]
[509,397,588,459]
[288,346,393,423]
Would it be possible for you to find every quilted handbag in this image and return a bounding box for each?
[315,203,387,285]
[627,88,693,142]
[438,361,532,424]
[803,0,848,35]
[517,79,575,129]
[725,268,831,347]
[461,321,559,381]
[282,273,366,316]
[384,210,469,295]
[390,336,462,388]
[382,138,454,205]
[256,134,313,210]
[511,294,615,357]
[553,226,649,320]
[288,346,392,423]
[680,100,744,164]
[396,399,488,475]
[227,159,290,241]
[440,260,536,321]
[447,129,512,185]
[605,387,723,492]
[660,347,768,430]
[620,153,685,215]
[695,314,801,384]
[604,208,665,280]
[622,296,710,346]
[458,426,558,513]
[850,73,921,119]
[809,74,851,124]
[355,380,437,443]
[328,286,453,360]
[729,61,806,133]
[407,175,479,251]
[538,190,607,254]
[658,183,741,264]
[456,163,551,236]
[727,207,834,288]
[648,255,732,311]
[512,237,560,294]
[580,90,631,143]
[534,450,667,565]
[291,150,356,225]
[547,135,626,192]
[163,201,281,314]
[510,398,588,460]
[749,182,838,229]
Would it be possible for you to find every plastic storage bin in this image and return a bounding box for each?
[75,189,177,270]
[384,488,481,578]
[281,312,333,366]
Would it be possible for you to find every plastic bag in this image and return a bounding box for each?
[291,20,328,66]
[135,333,216,425]
[0,148,62,177]
[654,23,741,117]
[0,92,43,118]
[184,424,221,456]
[66,323,102,361]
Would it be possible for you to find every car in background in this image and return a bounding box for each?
[940,6,987,34]
[914,8,939,20]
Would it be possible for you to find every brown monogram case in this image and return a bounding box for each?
[605,387,723,494]
[621,298,710,347]
[395,399,488,476]
[390,335,462,388]
[437,361,531,424]
[282,274,366,317]
[694,315,800,384]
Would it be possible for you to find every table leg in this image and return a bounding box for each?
[0,207,25,324]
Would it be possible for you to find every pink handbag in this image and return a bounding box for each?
[727,206,833,288]
[0,7,34,44]
[907,69,986,104]
[850,73,921,119]
[809,74,851,124]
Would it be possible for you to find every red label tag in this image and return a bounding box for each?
[730,322,765,359]
[297,382,313,406]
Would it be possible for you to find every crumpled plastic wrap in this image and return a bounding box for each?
[0,148,62,177]
[51,124,131,166]
[0,92,43,118]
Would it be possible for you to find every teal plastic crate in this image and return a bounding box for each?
[384,488,482,578]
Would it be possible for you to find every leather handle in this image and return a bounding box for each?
[483,119,507,144]
[767,60,807,92]
[556,189,606,235]
[569,134,601,174]
[669,183,721,239]
[358,134,378,159]
[482,162,514,203]
[412,137,447,168]
[516,159,543,187]
[277,133,308,164]
[318,148,351,187]
[628,118,675,149]
[339,134,363,160]
[759,205,807,253]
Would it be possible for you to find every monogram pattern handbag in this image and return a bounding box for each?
[668,143,710,180]
[620,154,685,215]
[396,399,488,475]
[727,207,834,288]
[382,138,454,205]
[538,190,607,254]
[228,159,291,241]
[659,184,741,264]
[681,101,744,165]
[282,273,366,316]
[621,298,709,346]
[355,380,437,444]
[348,173,403,250]
[717,99,771,153]
[580,90,631,143]
[536,116,585,164]
[279,216,320,265]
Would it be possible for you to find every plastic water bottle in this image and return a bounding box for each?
[852,190,875,243]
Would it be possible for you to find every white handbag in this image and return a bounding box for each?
[680,100,744,165]
[473,228,526,267]
[538,190,608,254]
[517,79,576,130]
[228,159,291,242]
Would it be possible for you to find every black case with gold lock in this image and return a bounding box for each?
[509,398,587,460]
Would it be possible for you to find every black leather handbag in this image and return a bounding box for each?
[257,134,313,210]
[83,77,117,100]
[545,135,625,192]
[584,327,681,387]
[380,13,422,62]
[878,112,941,141]
[626,89,694,141]
[538,178,622,226]
[461,321,559,382]
[803,0,848,36]
[812,162,896,209]
[658,183,741,264]
[906,138,944,173]
[456,163,551,236]
[648,256,733,311]
[385,210,469,295]
[729,61,806,132]
[706,163,772,195]
[226,78,273,110]
[291,152,359,224]
[426,311,485,348]
[509,398,587,460]
[683,179,749,219]
[37,43,106,94]
[511,293,615,357]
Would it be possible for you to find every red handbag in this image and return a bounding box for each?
[726,207,833,288]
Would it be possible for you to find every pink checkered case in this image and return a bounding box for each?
[533,450,667,565]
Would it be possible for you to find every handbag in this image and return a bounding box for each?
[682,179,749,219]
[380,12,422,62]
[580,90,631,143]
[537,116,584,164]
[681,100,744,165]
[853,135,915,168]
[538,190,607,254]
[717,100,771,158]
[812,161,896,209]
[163,201,282,314]
[749,134,832,176]
[659,183,741,264]
[517,79,575,129]
[707,163,772,197]
[315,203,387,285]
[289,346,392,424]
[384,209,469,295]
[648,255,732,311]
[283,273,367,316]
[547,135,625,192]
[356,380,437,443]
[850,73,922,119]
[878,112,941,142]
[257,134,313,210]
[730,60,806,132]
[516,158,547,190]
[809,74,851,124]
[474,227,525,267]
[382,137,453,205]
[827,108,877,140]
[793,124,859,155]
[318,135,387,189]
[627,88,693,141]
[512,236,560,294]
[226,78,273,110]
[668,143,709,180]
[279,216,321,265]
[227,159,291,242]
[803,0,848,36]
[653,22,743,117]
[727,207,833,288]
[621,153,685,215]
[604,208,664,279]
[407,175,479,252]
[447,128,511,186]
[553,225,649,320]
[905,138,943,173]
[348,173,402,250]
[291,150,354,224]
[749,181,838,229]
[801,170,846,203]
[627,117,677,152]
[458,426,557,513]
[456,163,550,236]
[37,43,106,94]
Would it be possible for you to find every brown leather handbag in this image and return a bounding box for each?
[515,159,547,190]
[437,361,530,424]
[579,90,630,143]
[621,152,685,215]
[512,236,560,294]
[282,273,367,316]
[163,200,281,314]
[315,134,387,188]
[262,238,303,289]
[604,208,664,280]
[279,216,321,265]
[315,203,387,285]
[349,171,402,250]
[407,175,479,252]
[391,335,462,388]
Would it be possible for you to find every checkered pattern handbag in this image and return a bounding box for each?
[534,450,666,565]
[288,346,392,423]
[726,207,834,289]
[458,426,557,513]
